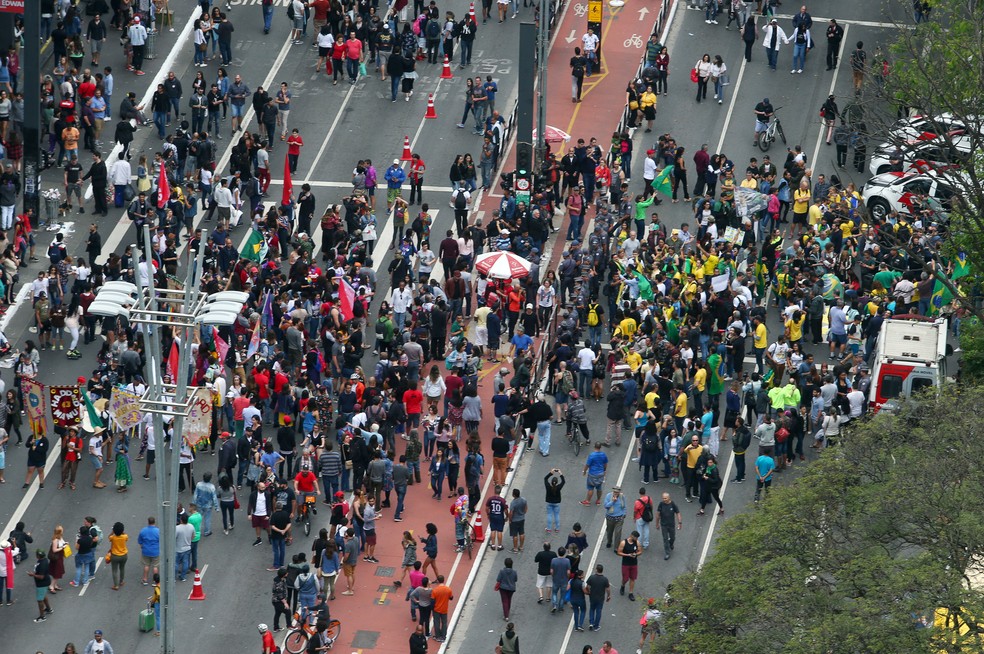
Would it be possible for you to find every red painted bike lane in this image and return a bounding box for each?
[317,3,675,652]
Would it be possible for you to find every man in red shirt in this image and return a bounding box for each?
[286,128,304,174]
[402,382,423,434]
[294,463,321,510]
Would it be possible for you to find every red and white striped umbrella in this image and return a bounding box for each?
[474,251,533,280]
[532,125,572,143]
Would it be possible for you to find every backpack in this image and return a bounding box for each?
[587,302,600,327]
[755,385,770,413]
[426,20,440,39]
[640,497,654,523]
[641,431,660,453]
[286,2,295,19]
[453,190,467,210]
[775,426,790,443]
[851,49,866,71]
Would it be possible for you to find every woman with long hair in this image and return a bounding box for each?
[48,525,67,592]
[108,521,128,590]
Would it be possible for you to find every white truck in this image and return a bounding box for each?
[868,315,950,413]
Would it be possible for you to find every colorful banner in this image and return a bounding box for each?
[49,386,82,428]
[22,378,46,420]
[184,387,213,447]
[108,388,143,431]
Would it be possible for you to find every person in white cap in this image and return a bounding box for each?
[384,159,407,211]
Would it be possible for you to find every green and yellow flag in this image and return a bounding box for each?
[651,165,675,198]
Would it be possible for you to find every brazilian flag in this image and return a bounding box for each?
[931,252,970,315]
[651,165,675,199]
[633,269,654,301]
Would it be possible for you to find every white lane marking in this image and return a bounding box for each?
[808,24,851,169]
[714,57,748,156]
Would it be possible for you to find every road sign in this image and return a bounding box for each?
[588,0,602,22]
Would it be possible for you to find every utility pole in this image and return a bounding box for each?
[534,0,550,168]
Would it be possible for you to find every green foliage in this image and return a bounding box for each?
[957,318,984,383]
[650,385,984,654]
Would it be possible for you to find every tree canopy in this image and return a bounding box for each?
[651,385,984,654]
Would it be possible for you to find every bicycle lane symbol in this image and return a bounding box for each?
[623,33,643,48]
[573,2,587,16]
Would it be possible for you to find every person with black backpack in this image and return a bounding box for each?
[638,421,661,484]
[633,487,655,550]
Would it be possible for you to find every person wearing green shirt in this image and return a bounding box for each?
[188,504,203,572]
[873,264,901,293]
[706,345,725,426]
[375,312,395,354]
[633,194,655,223]
[767,385,785,416]
[781,381,801,411]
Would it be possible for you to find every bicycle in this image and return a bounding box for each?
[454,513,475,560]
[757,107,786,152]
[566,419,582,457]
[623,34,644,48]
[298,495,317,537]
[284,615,342,654]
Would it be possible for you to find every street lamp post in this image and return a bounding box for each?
[89,226,238,654]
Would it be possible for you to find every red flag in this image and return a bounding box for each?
[157,163,170,209]
[213,327,230,364]
[282,153,293,207]
[338,279,356,321]
[167,339,180,381]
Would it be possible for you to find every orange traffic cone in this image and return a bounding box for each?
[469,1,476,20]
[189,569,206,600]
[441,55,453,79]
[472,511,485,542]
[401,135,413,161]
[424,93,437,119]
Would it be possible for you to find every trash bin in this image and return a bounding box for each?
[144,31,158,60]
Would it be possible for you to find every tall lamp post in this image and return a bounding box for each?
[88,226,241,654]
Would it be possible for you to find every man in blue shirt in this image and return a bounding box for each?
[509,325,533,358]
[754,454,775,502]
[138,516,161,586]
[602,486,626,549]
[384,159,407,211]
[581,443,608,506]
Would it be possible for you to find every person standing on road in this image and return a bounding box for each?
[409,624,428,654]
[825,18,843,70]
[543,469,565,532]
[227,74,249,135]
[850,40,866,92]
[508,487,527,553]
[833,120,851,168]
[28,550,53,622]
[495,558,518,620]
[754,451,775,502]
[138,516,160,585]
[581,442,608,506]
[287,128,304,174]
[603,486,626,549]
[431,575,453,642]
[550,546,571,613]
[655,492,682,560]
[761,18,789,71]
[340,526,359,595]
[616,530,640,601]
[174,514,194,582]
[82,151,108,216]
[741,16,757,62]
[633,488,654,550]
[731,417,751,482]
[271,567,290,632]
[127,16,148,76]
[570,47,586,103]
[261,0,275,34]
[485,485,507,551]
[585,563,611,632]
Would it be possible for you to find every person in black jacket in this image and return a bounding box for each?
[82,152,108,215]
[409,624,429,654]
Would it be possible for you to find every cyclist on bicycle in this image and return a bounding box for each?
[294,463,321,517]
[299,592,331,630]
[567,391,590,443]
[753,97,774,145]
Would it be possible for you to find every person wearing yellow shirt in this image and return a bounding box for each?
[751,316,768,374]
[673,387,689,433]
[108,522,129,590]
[838,218,855,239]
[624,348,643,373]
[692,363,707,416]
[807,198,824,231]
[645,390,659,411]
[791,179,811,239]
[784,309,806,345]
[618,316,638,340]
[739,171,758,190]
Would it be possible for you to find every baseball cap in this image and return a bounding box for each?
[393,158,400,165]
[525,303,533,310]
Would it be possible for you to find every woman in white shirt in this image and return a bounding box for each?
[694,53,712,103]
[710,55,728,104]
